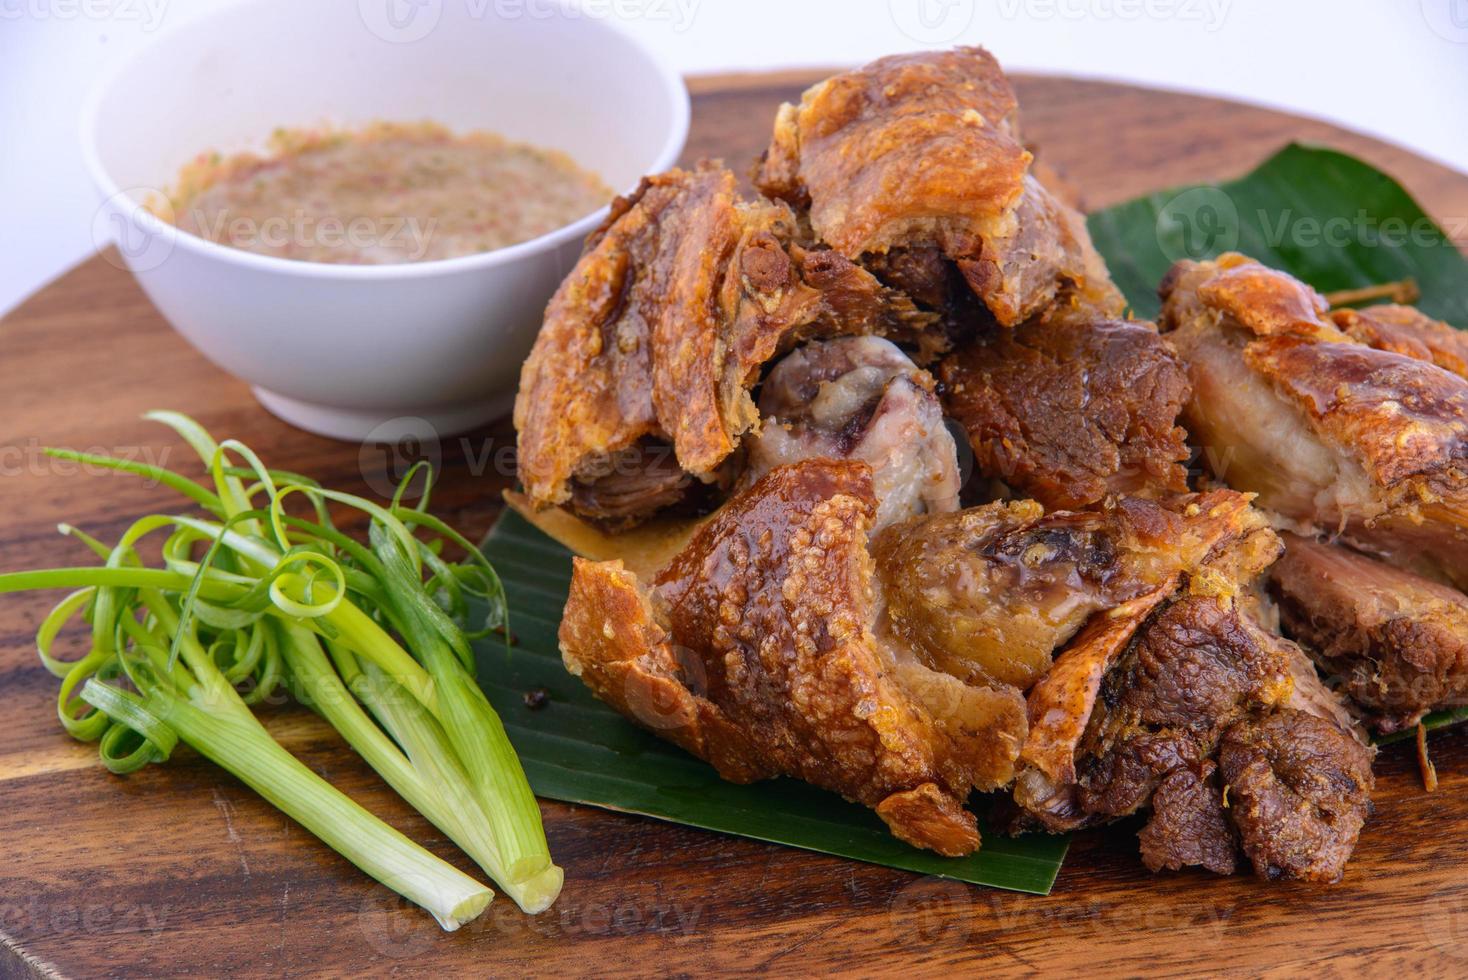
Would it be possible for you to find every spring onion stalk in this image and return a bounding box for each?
[0,412,561,926]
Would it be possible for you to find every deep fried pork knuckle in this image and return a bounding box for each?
[755,47,1123,327]
[1159,252,1468,590]
[937,310,1192,509]
[871,490,1263,691]
[559,459,1027,856]
[519,50,1132,528]
[745,336,961,531]
[530,58,1425,885]
[1270,533,1468,733]
[1013,504,1374,883]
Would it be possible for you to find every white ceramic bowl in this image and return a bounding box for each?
[82,0,688,440]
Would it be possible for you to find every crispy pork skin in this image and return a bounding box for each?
[1159,253,1468,590]
[746,337,961,532]
[514,164,943,524]
[1332,304,1468,380]
[559,459,1027,856]
[520,51,1135,524]
[938,310,1192,509]
[557,556,771,783]
[755,47,1122,327]
[1271,533,1468,732]
[515,164,818,512]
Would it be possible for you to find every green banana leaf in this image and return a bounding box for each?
[1088,142,1468,326]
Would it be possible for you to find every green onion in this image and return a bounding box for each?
[0,412,562,926]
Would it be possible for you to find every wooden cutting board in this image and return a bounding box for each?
[4,72,1468,978]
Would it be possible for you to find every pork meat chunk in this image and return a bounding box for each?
[745,336,961,532]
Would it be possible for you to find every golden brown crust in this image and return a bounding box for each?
[514,164,825,510]
[1159,253,1468,588]
[1243,336,1468,492]
[1193,257,1344,341]
[516,165,737,505]
[560,458,1029,856]
[955,175,1124,326]
[1163,258,1468,495]
[1019,583,1178,785]
[754,48,1122,326]
[515,163,965,521]
[1332,304,1468,380]
[755,47,1026,258]
[875,783,981,857]
[558,557,771,781]
[872,490,1262,691]
[938,311,1191,509]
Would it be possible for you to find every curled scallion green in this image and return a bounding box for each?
[0,412,562,927]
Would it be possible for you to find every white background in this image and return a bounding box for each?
[2,0,1465,316]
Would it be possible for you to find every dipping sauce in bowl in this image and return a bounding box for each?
[168,122,612,264]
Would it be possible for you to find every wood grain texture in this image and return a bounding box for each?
[3,73,1468,979]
